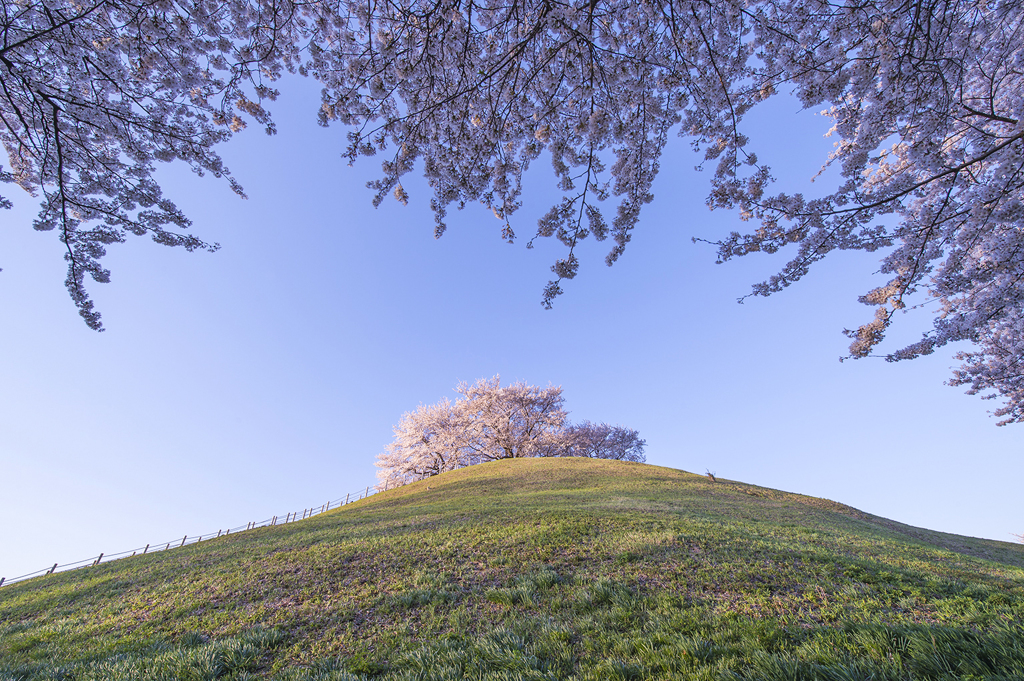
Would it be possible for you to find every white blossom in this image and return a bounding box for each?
[7,0,1024,421]
[304,0,1024,423]
[0,0,297,329]
[375,376,646,488]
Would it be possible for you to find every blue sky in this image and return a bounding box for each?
[1,76,1021,581]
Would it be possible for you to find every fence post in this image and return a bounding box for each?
[47,563,58,575]
[180,535,187,547]
[345,493,350,505]
[0,577,4,587]
[365,486,369,498]
[165,543,170,551]
[93,553,103,566]
[385,480,389,491]
[217,530,222,538]
[143,544,149,554]
[272,516,277,526]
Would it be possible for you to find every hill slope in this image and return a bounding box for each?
[2,458,1023,680]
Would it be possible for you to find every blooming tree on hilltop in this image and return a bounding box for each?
[375,398,469,488]
[562,421,646,462]
[455,376,569,462]
[5,0,1024,421]
[375,377,646,487]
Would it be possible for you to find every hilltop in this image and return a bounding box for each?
[2,458,1023,679]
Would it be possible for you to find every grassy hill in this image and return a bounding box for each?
[2,458,1023,680]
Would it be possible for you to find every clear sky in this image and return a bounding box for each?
[1,76,1021,582]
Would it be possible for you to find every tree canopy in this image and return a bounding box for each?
[375,377,646,488]
[4,0,1023,421]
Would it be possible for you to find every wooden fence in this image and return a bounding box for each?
[0,482,387,589]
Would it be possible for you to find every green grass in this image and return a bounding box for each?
[2,458,1023,679]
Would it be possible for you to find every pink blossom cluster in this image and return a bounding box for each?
[375,376,645,489]
[4,0,1022,420]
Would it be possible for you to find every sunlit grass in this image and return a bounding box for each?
[2,458,1022,679]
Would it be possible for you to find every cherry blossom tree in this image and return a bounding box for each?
[562,421,646,462]
[375,398,470,489]
[7,0,1024,422]
[454,376,569,462]
[0,0,296,329]
[375,377,646,487]
[302,0,1024,424]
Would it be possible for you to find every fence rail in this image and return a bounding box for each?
[0,481,388,589]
